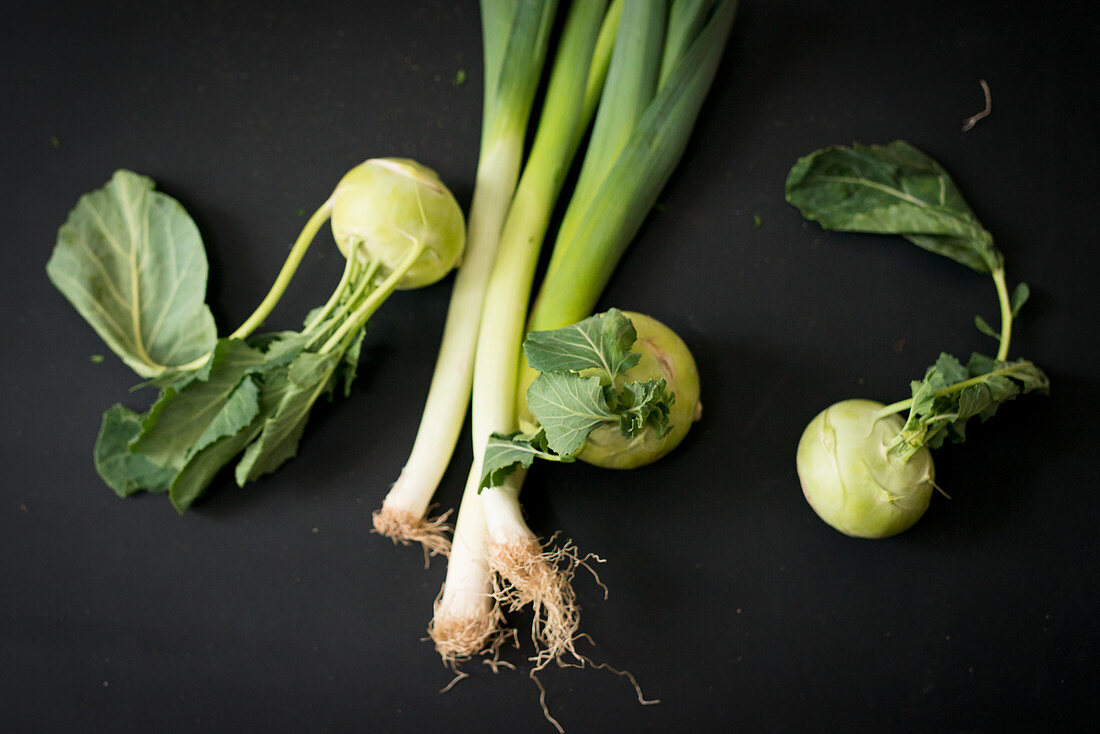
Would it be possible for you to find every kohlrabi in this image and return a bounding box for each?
[331,158,465,290]
[576,311,701,469]
[797,399,934,538]
[786,141,1048,538]
[481,309,700,485]
[48,158,464,512]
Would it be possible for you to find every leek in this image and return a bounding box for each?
[430,0,617,664]
[484,0,737,667]
[374,0,558,556]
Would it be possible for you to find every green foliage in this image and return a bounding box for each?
[234,350,342,485]
[526,372,620,456]
[891,352,1050,461]
[785,140,1002,273]
[46,170,217,378]
[94,405,177,497]
[93,329,357,513]
[481,310,674,489]
[1010,282,1030,316]
[131,340,268,467]
[523,306,639,379]
[480,429,568,490]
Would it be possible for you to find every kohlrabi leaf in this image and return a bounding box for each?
[785,141,1002,273]
[191,377,261,455]
[491,310,686,483]
[94,404,177,497]
[169,418,264,513]
[526,372,619,457]
[479,429,570,491]
[1011,282,1031,317]
[891,352,1050,460]
[334,326,367,398]
[974,315,1001,341]
[46,170,217,378]
[247,330,312,370]
[523,308,639,381]
[614,377,675,438]
[131,339,268,468]
[234,350,342,484]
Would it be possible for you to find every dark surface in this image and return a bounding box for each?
[3,1,1097,732]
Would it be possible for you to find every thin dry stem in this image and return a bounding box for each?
[438,670,468,694]
[586,660,660,705]
[962,79,992,132]
[530,669,566,734]
[372,505,452,567]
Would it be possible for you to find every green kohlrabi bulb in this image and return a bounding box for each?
[796,399,935,538]
[578,312,701,470]
[330,158,465,289]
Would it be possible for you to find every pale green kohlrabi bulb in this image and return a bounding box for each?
[330,158,465,289]
[796,399,935,538]
[578,312,701,470]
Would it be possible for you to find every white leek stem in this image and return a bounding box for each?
[380,137,522,524]
[429,465,498,663]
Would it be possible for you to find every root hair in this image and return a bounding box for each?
[427,586,507,670]
[487,534,606,671]
[372,505,452,567]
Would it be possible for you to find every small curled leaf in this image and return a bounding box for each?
[974,314,1000,341]
[1010,282,1031,317]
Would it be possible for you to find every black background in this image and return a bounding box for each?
[3,1,1098,732]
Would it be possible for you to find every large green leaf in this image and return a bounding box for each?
[785,141,1002,273]
[523,308,639,380]
[94,404,177,497]
[169,418,265,513]
[46,170,217,378]
[131,339,267,468]
[526,371,618,456]
[234,350,342,484]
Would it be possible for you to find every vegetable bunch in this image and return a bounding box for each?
[49,160,464,512]
[786,141,1049,538]
[361,1,735,687]
[47,1,734,727]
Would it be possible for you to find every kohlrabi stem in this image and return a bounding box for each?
[229,197,335,340]
[874,362,1035,419]
[319,238,426,354]
[306,258,380,350]
[873,266,1018,422]
[992,267,1013,362]
[303,238,364,334]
